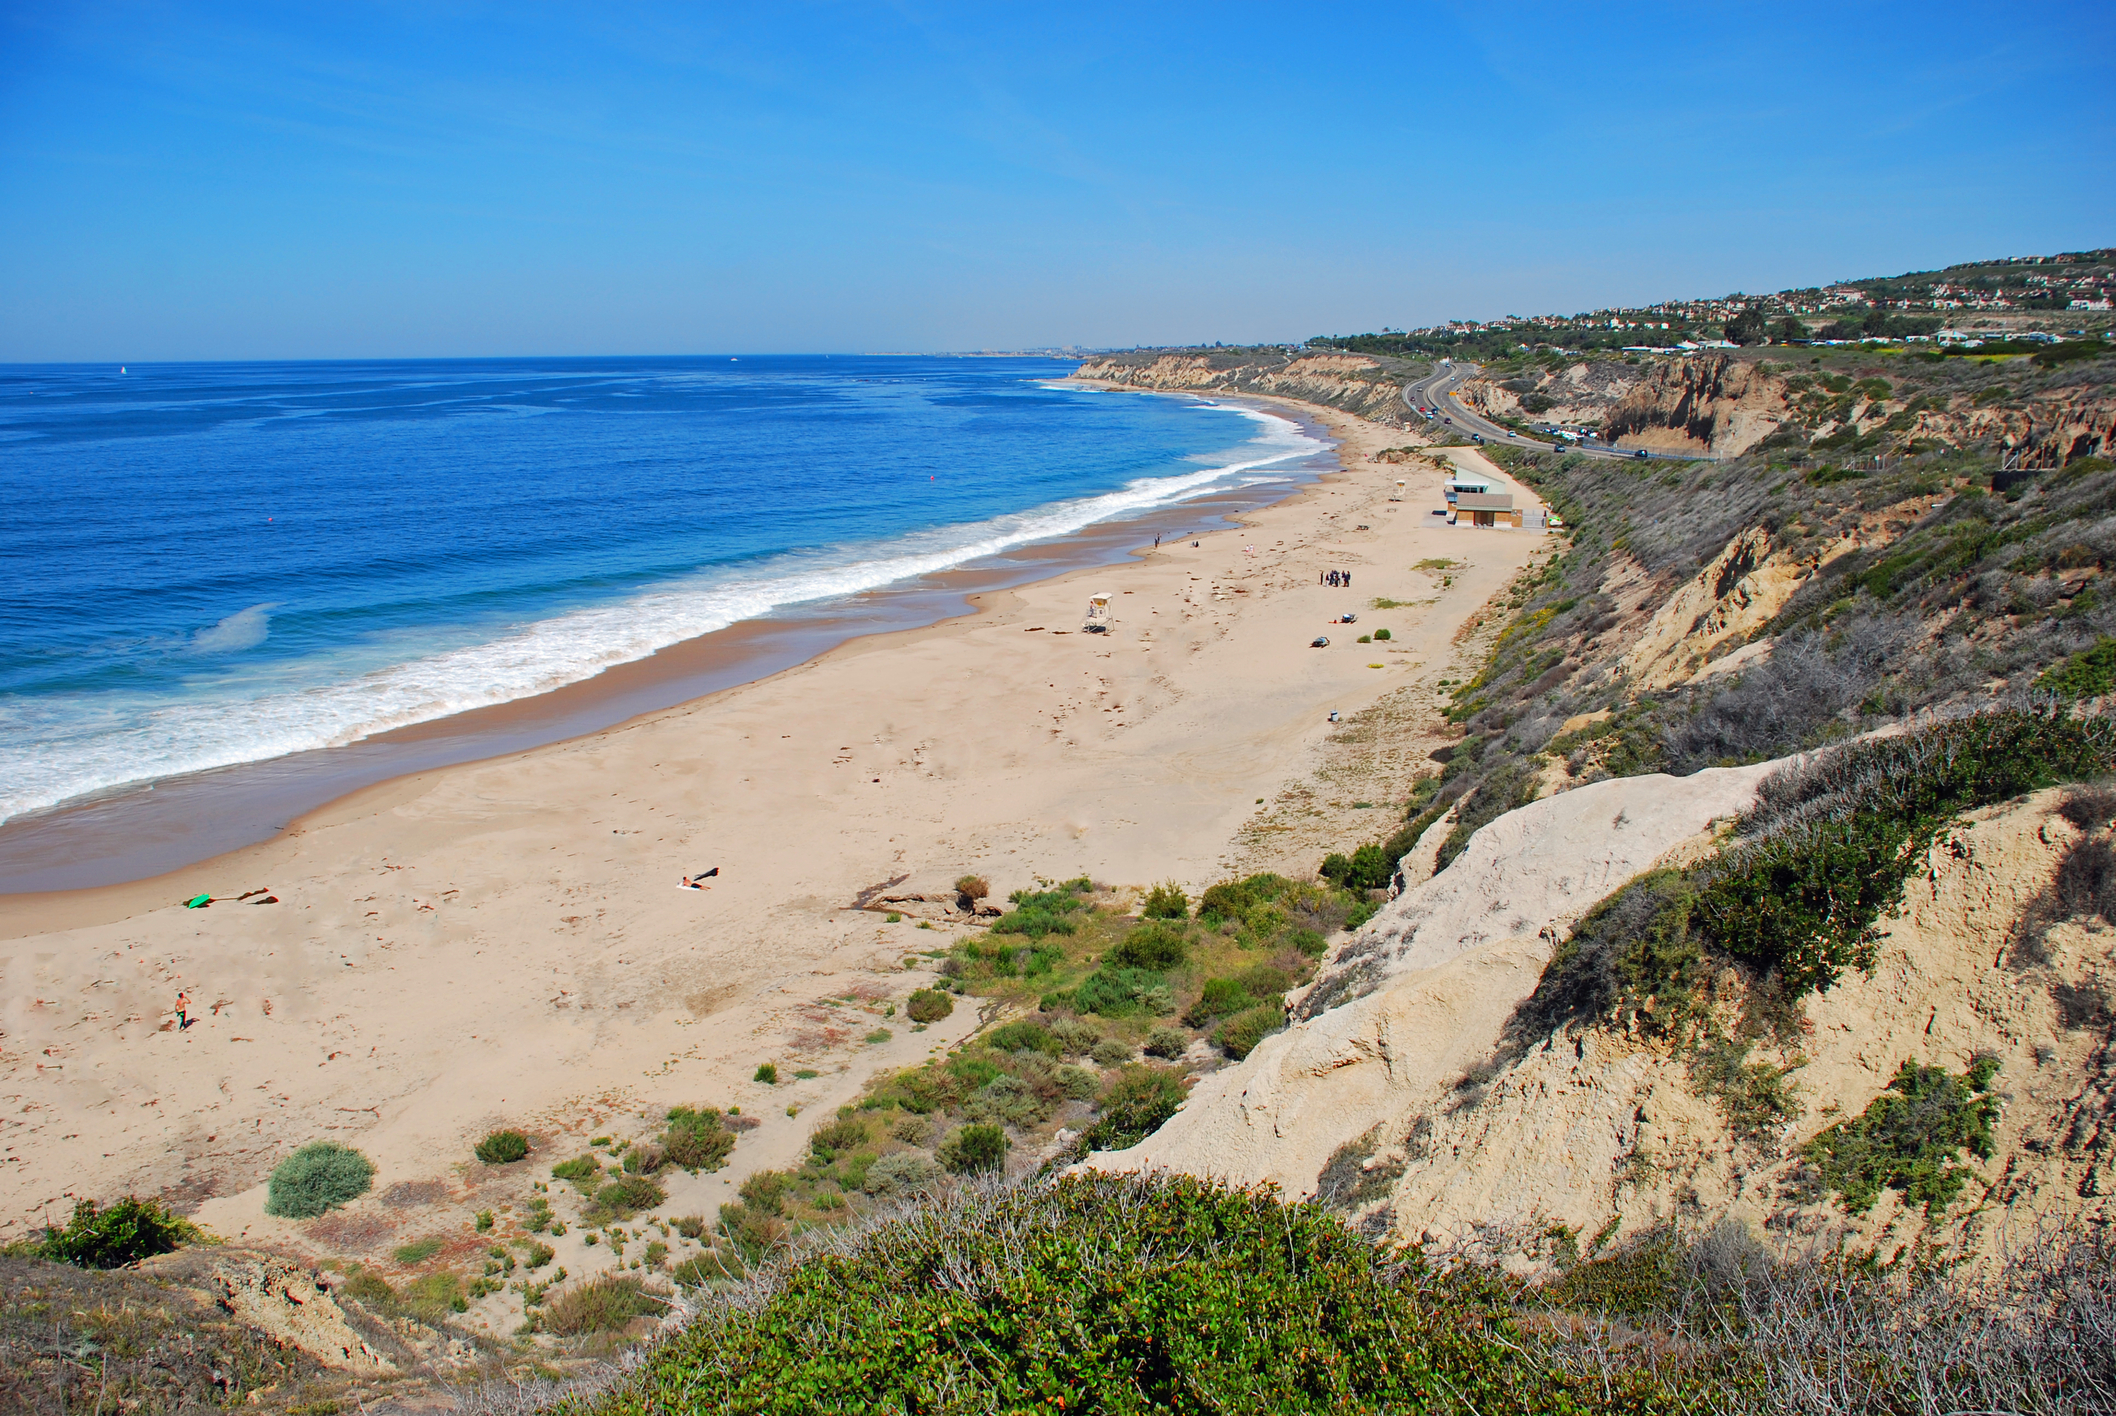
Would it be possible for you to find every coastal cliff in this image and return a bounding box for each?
[1070,350,1416,427]
[1458,348,2116,464]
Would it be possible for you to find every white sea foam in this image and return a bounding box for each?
[0,408,1324,823]
[189,603,276,654]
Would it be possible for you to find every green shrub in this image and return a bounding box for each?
[474,1129,530,1165]
[402,1270,468,1320]
[664,1108,737,1173]
[591,1175,666,1220]
[1320,842,1394,891]
[552,1155,602,1188]
[1801,1055,2001,1214]
[754,1063,779,1084]
[740,1170,794,1216]
[990,909,1077,938]
[905,989,953,1024]
[809,1116,870,1158]
[963,1074,1050,1128]
[1206,872,1297,918]
[1071,965,1169,1018]
[264,1141,375,1219]
[862,1151,941,1197]
[1090,1037,1132,1067]
[670,1252,744,1287]
[1084,1065,1189,1150]
[937,1124,1008,1174]
[1054,1064,1100,1099]
[865,1028,893,1044]
[521,1240,556,1269]
[984,1019,1060,1055]
[1374,628,1391,641]
[1142,1026,1190,1059]
[674,1215,708,1239]
[598,1173,1621,1413]
[1141,881,1189,919]
[37,1197,200,1269]
[544,1274,660,1335]
[1699,707,2116,994]
[1183,976,1253,1027]
[1047,1016,1100,1055]
[392,1237,444,1265]
[1106,921,1189,970]
[2038,637,2116,699]
[1213,1006,1284,1060]
[336,1265,396,1311]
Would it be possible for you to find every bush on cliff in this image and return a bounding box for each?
[36,1197,202,1269]
[585,1173,1636,1415]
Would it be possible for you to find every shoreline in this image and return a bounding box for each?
[0,388,1546,1334]
[0,394,1336,897]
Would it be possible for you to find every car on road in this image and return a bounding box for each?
[1443,417,1452,424]
[1634,449,1649,460]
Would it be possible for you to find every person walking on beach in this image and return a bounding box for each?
[175,990,191,1030]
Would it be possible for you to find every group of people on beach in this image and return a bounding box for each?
[1322,569,1353,587]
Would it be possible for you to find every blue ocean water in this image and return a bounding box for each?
[0,355,1324,824]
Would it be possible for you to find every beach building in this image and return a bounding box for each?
[1453,491,1514,528]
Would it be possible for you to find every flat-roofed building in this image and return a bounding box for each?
[1453,490,1514,528]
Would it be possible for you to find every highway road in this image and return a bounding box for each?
[1401,361,1709,462]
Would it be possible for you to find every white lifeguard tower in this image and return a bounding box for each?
[1083,592,1113,633]
[1389,479,1406,501]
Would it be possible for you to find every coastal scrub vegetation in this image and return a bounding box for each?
[1500,707,2116,1139]
[1797,1054,2002,1215]
[662,1106,737,1173]
[1378,341,2116,895]
[14,1196,203,1269]
[556,1171,2116,1416]
[475,1128,531,1165]
[264,1140,375,1219]
[633,870,1384,1288]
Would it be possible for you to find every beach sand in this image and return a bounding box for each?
[0,392,1543,1331]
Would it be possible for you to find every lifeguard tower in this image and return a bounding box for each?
[1083,592,1113,633]
[1389,479,1406,501]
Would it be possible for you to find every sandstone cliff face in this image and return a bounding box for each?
[1368,790,2114,1267]
[1460,354,1795,457]
[1087,764,1774,1196]
[1090,775,2115,1269]
[1599,354,1795,456]
[1615,526,1859,690]
[1935,390,2116,467]
[1070,353,1411,427]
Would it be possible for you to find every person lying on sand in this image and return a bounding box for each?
[680,866,720,890]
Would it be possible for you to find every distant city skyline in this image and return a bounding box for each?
[2,1,2111,362]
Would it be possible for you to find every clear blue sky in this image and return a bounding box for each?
[3,1,2110,360]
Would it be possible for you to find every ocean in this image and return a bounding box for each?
[0,355,1329,835]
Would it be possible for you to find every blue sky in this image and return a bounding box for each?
[3,1,2110,360]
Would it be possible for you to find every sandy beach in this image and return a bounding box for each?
[0,389,1544,1331]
